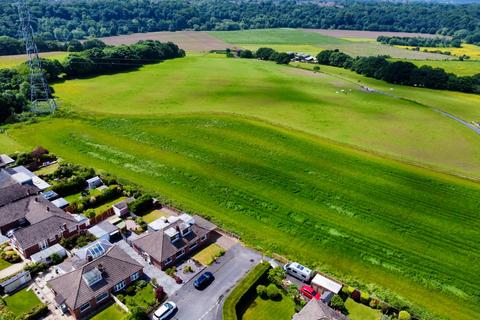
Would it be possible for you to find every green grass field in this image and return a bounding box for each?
[1,49,480,319]
[4,114,480,319]
[0,51,68,69]
[210,29,452,60]
[345,299,382,320]
[51,54,480,178]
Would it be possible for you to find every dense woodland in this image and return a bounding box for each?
[0,0,480,44]
[0,40,184,124]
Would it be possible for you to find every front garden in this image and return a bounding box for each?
[115,280,164,319]
[192,243,225,265]
[91,303,127,320]
[0,243,21,272]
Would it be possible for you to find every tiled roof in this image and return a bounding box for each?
[48,245,143,310]
[0,182,39,208]
[133,215,216,262]
[292,299,350,320]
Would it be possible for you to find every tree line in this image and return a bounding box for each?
[0,40,184,124]
[0,36,107,56]
[0,0,479,45]
[377,36,462,48]
[316,49,480,94]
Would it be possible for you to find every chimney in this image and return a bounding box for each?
[62,223,67,231]
[46,207,50,212]
[87,255,93,262]
[98,263,104,272]
[34,197,38,202]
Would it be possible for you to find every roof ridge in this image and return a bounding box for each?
[104,246,143,268]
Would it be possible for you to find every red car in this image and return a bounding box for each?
[300,285,321,300]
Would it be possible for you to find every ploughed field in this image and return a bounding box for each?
[2,52,480,319]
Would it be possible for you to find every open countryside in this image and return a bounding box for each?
[1,1,480,320]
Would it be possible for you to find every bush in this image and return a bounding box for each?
[24,262,48,276]
[165,267,176,277]
[155,286,165,301]
[351,289,361,302]
[85,209,96,218]
[223,262,270,320]
[369,299,379,309]
[128,194,154,215]
[360,291,371,305]
[183,265,193,273]
[117,294,125,303]
[21,304,49,320]
[125,285,136,295]
[330,294,345,310]
[266,283,281,301]
[256,285,267,299]
[267,267,285,287]
[49,253,64,265]
[136,280,148,290]
[398,310,411,320]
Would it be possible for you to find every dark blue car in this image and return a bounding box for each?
[194,271,214,290]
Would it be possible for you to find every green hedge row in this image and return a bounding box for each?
[222,262,271,320]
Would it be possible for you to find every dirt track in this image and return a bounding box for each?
[99,31,229,52]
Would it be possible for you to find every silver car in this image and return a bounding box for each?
[153,301,177,320]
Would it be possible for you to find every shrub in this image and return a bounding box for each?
[369,299,379,309]
[256,285,267,299]
[266,283,281,301]
[351,289,361,302]
[267,267,286,287]
[117,294,125,303]
[126,306,149,320]
[22,304,49,320]
[24,262,48,276]
[125,285,136,295]
[165,267,176,277]
[136,280,148,290]
[155,286,165,301]
[360,291,371,305]
[398,310,411,320]
[330,294,345,310]
[85,209,96,218]
[128,194,154,215]
[49,253,64,265]
[183,265,193,273]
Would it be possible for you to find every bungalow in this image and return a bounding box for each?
[2,195,88,258]
[48,245,143,319]
[292,299,349,320]
[132,214,216,269]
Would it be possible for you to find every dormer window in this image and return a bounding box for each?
[179,222,191,237]
[165,227,180,243]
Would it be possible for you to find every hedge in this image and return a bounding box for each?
[223,262,271,320]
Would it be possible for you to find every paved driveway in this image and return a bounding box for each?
[168,243,261,320]
[116,240,181,295]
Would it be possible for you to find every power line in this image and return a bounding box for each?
[17,0,57,114]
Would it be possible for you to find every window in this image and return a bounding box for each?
[80,302,90,313]
[96,292,109,303]
[200,235,207,242]
[39,240,48,250]
[114,280,126,292]
[189,242,197,250]
[130,272,139,282]
[164,257,172,265]
[69,225,77,233]
[49,235,56,242]
[176,249,185,258]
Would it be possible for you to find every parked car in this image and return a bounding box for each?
[283,262,314,282]
[300,285,320,300]
[153,301,177,320]
[194,271,215,290]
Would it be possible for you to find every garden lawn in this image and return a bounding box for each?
[34,162,59,176]
[91,303,127,320]
[192,243,224,265]
[51,54,480,178]
[92,196,126,216]
[123,284,156,309]
[3,288,42,315]
[0,258,12,271]
[5,115,480,320]
[344,298,382,320]
[242,292,296,320]
[142,209,167,223]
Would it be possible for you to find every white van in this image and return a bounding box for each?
[283,262,314,282]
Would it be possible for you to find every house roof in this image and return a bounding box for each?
[292,299,350,320]
[9,166,51,190]
[52,198,69,208]
[112,197,133,210]
[0,154,14,167]
[6,196,82,249]
[312,274,343,294]
[86,176,101,184]
[133,215,216,263]
[88,221,118,239]
[48,245,143,310]
[30,244,66,262]
[0,182,39,208]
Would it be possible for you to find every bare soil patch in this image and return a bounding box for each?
[305,29,444,39]
[99,31,229,52]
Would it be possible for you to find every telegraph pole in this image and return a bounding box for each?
[17,0,57,114]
